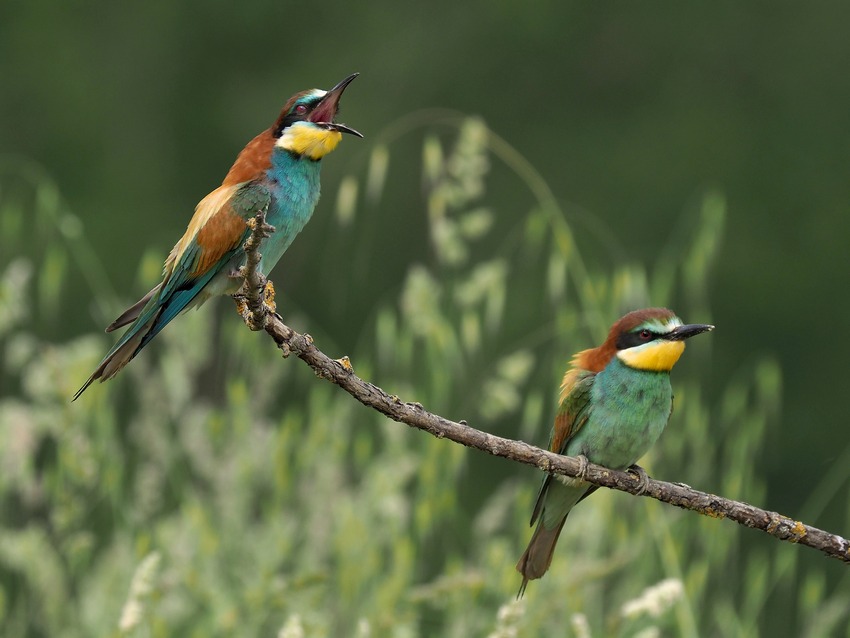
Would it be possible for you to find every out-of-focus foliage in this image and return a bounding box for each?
[2,117,849,637]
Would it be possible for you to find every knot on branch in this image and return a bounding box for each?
[335,356,354,374]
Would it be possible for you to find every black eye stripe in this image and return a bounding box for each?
[616,329,662,350]
[273,98,323,138]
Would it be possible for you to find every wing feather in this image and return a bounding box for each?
[161,181,270,299]
[75,181,272,399]
[164,184,242,281]
[529,369,595,526]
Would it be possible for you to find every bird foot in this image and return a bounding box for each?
[627,464,650,495]
[231,277,277,329]
[231,293,262,330]
[576,454,589,482]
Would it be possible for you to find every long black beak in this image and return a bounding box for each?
[665,323,715,341]
[311,73,363,137]
[326,122,363,137]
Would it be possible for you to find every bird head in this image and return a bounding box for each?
[273,73,363,160]
[610,308,714,372]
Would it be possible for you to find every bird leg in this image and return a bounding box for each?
[626,464,650,495]
[576,454,589,482]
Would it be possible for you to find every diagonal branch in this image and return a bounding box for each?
[238,214,850,565]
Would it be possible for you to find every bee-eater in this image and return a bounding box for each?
[516,308,713,594]
[74,73,362,400]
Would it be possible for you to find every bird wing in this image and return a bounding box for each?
[161,183,266,293]
[529,368,595,526]
[109,181,270,353]
[74,181,272,399]
[550,368,595,453]
[144,181,271,342]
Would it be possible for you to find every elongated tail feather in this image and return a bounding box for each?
[73,312,160,400]
[73,264,226,400]
[516,516,568,597]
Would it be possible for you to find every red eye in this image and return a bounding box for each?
[294,104,308,115]
[639,330,652,340]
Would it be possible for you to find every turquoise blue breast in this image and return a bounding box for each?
[258,149,323,273]
[565,358,673,470]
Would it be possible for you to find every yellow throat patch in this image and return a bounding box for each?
[617,340,685,371]
[276,122,342,160]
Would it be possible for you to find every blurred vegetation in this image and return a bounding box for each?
[4,2,850,633]
[3,115,850,637]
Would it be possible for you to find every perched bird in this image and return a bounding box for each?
[516,308,713,595]
[74,74,362,400]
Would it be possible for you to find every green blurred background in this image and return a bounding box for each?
[2,1,850,636]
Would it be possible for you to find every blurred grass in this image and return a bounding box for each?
[1,117,849,637]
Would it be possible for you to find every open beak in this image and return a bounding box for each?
[325,122,363,137]
[310,73,363,137]
[665,323,715,341]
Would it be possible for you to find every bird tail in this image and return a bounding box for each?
[73,265,222,400]
[73,311,160,401]
[515,516,568,598]
[105,284,162,333]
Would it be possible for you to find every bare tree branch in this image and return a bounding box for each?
[234,207,274,332]
[238,211,850,565]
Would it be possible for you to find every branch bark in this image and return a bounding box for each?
[238,211,850,565]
